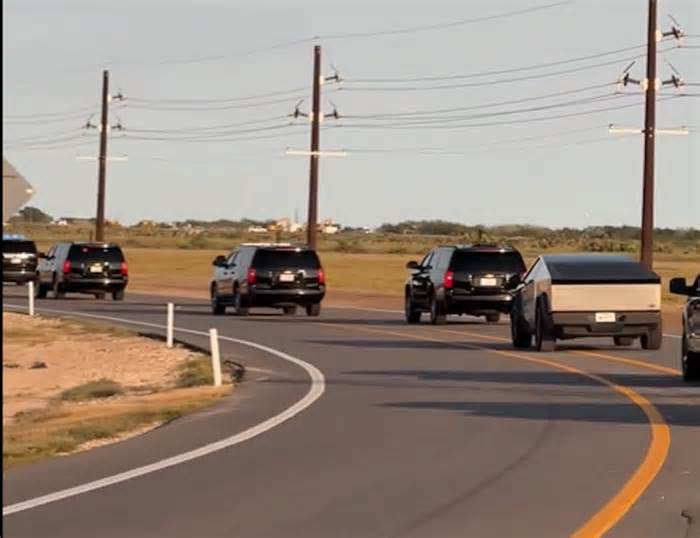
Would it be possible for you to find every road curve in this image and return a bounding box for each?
[3,289,699,538]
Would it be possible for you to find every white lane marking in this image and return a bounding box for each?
[327,304,684,340]
[2,303,325,516]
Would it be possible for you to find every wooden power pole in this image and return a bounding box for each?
[95,69,109,243]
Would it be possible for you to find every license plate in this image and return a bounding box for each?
[479,277,497,287]
[89,264,103,274]
[595,312,616,323]
[11,258,21,264]
[279,273,295,282]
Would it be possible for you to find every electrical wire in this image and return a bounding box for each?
[127,86,307,105]
[346,83,615,119]
[3,105,96,121]
[124,114,285,135]
[120,124,305,143]
[125,94,309,112]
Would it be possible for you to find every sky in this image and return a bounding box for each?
[3,0,699,229]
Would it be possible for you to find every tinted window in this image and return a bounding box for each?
[252,249,320,270]
[451,251,526,274]
[3,240,37,254]
[68,245,124,263]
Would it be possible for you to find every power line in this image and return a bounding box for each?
[125,94,310,112]
[3,105,96,120]
[124,114,284,135]
[349,43,656,84]
[127,86,307,105]
[341,50,676,92]
[347,83,615,119]
[120,125,307,144]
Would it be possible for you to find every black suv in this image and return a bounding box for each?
[210,243,325,316]
[36,242,128,300]
[670,275,700,381]
[405,244,527,324]
[2,236,39,285]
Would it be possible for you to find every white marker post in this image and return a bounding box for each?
[28,281,35,317]
[209,328,222,387]
[166,303,174,348]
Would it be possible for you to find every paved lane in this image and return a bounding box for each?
[3,290,698,537]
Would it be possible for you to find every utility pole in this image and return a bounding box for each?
[640,0,657,271]
[307,46,322,250]
[96,69,109,243]
[610,6,686,270]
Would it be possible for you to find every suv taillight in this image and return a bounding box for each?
[247,268,257,285]
[62,260,72,274]
[444,270,455,290]
[120,262,128,276]
[317,268,326,285]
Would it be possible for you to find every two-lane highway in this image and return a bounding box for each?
[3,289,699,538]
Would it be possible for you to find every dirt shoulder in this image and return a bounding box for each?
[3,312,230,468]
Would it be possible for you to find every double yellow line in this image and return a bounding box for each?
[316,321,674,538]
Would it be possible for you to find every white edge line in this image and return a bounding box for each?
[2,303,325,516]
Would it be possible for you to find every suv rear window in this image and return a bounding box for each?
[68,245,125,264]
[252,249,320,270]
[451,251,525,274]
[3,240,37,254]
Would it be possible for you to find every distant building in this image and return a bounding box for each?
[321,218,341,235]
[248,225,267,233]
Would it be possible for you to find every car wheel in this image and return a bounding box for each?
[486,313,500,323]
[234,291,249,317]
[35,279,47,299]
[112,290,125,301]
[510,310,532,349]
[405,292,421,324]
[682,335,700,381]
[94,292,106,300]
[613,336,634,347]
[52,276,65,299]
[306,303,321,317]
[535,303,555,352]
[211,287,225,315]
[429,295,447,325]
[283,306,297,316]
[640,323,662,350]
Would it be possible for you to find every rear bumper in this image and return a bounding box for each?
[3,269,37,283]
[62,277,128,293]
[247,287,324,307]
[446,292,513,314]
[688,334,700,353]
[551,311,661,338]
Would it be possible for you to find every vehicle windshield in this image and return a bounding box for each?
[2,240,37,254]
[451,251,525,274]
[68,246,124,264]
[252,249,320,270]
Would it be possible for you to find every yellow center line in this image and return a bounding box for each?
[314,321,671,538]
[438,328,680,377]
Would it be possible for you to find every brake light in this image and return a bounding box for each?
[317,268,326,285]
[247,268,257,285]
[62,260,71,274]
[120,261,128,276]
[444,270,455,290]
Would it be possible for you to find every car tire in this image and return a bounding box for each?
[682,336,700,382]
[35,279,47,299]
[535,303,555,352]
[640,323,662,350]
[94,292,106,300]
[486,313,500,323]
[306,303,321,317]
[405,292,421,324]
[234,291,249,317]
[52,276,65,299]
[510,310,532,349]
[112,290,125,301]
[429,295,447,325]
[283,306,297,316]
[211,287,225,315]
[613,336,634,347]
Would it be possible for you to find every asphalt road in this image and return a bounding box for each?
[3,288,699,538]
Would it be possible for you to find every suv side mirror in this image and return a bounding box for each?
[507,274,523,289]
[213,255,227,267]
[669,277,689,296]
[406,260,420,270]
[37,252,46,258]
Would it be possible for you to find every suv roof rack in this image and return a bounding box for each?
[3,234,27,241]
[455,243,515,251]
[241,242,296,247]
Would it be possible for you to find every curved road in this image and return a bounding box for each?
[3,290,699,538]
